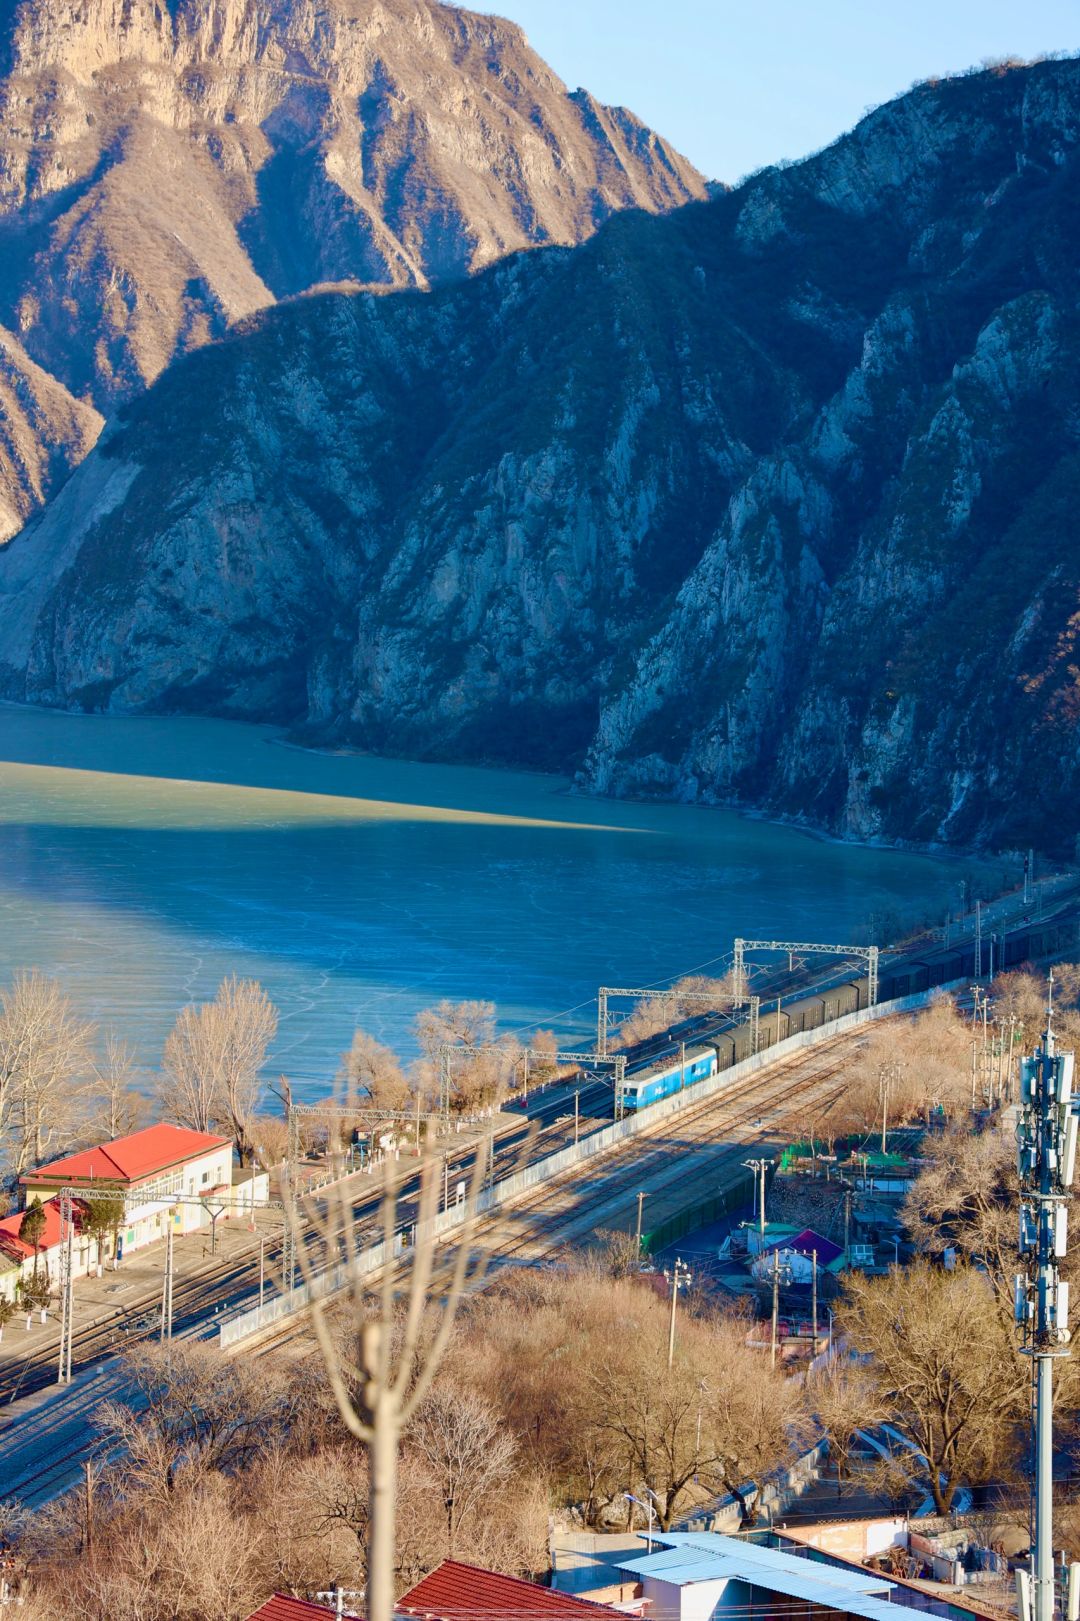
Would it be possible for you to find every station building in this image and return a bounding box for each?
[3,1124,236,1283]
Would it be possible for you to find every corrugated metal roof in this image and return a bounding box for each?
[653,1533,889,1591]
[397,1559,626,1618]
[618,1532,898,1617]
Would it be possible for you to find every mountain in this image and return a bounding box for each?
[0,0,707,537]
[2,58,1080,854]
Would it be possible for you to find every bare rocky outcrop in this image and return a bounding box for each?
[0,327,103,542]
[0,0,707,524]
[2,58,1080,854]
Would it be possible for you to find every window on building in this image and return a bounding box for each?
[201,1170,209,1184]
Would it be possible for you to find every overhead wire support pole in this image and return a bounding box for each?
[1016,980,1078,1621]
[161,1223,174,1345]
[437,1041,626,1118]
[733,939,880,1008]
[597,985,734,1059]
[55,1184,287,1383]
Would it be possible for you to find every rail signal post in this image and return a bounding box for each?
[1015,987,1079,1621]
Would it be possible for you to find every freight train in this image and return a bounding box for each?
[619,913,1080,1114]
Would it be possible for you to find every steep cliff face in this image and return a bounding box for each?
[0,326,103,540]
[0,0,706,531]
[3,59,1080,853]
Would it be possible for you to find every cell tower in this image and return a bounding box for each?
[1015,982,1080,1621]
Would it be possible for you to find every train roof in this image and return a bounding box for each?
[631,1046,716,1080]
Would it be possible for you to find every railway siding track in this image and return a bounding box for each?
[243,1040,858,1359]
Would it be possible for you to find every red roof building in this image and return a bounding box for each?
[0,1196,64,1266]
[246,1599,359,1621]
[396,1560,628,1619]
[21,1124,233,1192]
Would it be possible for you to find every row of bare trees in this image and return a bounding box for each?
[0,969,279,1181]
[0,966,565,1181]
[10,1257,804,1619]
[13,1237,1054,1618]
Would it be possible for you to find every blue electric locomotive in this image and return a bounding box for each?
[621,1044,718,1111]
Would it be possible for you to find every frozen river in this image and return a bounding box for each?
[0,706,988,1096]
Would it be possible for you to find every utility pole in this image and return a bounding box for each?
[1015,982,1078,1621]
[812,1249,818,1350]
[57,1193,74,1384]
[843,1187,852,1269]
[879,1066,890,1155]
[635,1191,646,1256]
[84,1459,94,1555]
[770,1250,792,1368]
[259,1235,266,1312]
[976,899,983,977]
[574,1089,580,1146]
[664,1257,692,1369]
[160,1223,174,1345]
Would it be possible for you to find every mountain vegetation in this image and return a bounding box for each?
[0,0,705,537]
[0,17,1077,852]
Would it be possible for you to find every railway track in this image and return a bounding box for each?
[243,1041,855,1360]
[0,1097,596,1407]
[0,1033,863,1505]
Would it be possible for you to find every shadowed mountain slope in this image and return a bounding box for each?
[3,58,1080,852]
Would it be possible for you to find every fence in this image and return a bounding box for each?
[221,983,956,1348]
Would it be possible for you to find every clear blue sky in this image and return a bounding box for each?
[467,0,1079,182]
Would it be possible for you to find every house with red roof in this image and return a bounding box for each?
[245,1598,362,1621]
[0,1196,67,1297]
[395,1559,632,1619]
[241,1563,633,1621]
[10,1124,237,1280]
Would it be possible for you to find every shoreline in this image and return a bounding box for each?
[0,696,1017,871]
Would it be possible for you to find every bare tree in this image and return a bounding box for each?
[593,1228,645,1278]
[806,1357,887,1488]
[341,1029,411,1113]
[159,977,277,1160]
[412,1384,517,1555]
[214,977,277,1163]
[249,1113,289,1169]
[288,1132,493,1621]
[96,1343,304,1502]
[160,1002,219,1135]
[840,1261,1028,1512]
[618,974,733,1046]
[414,999,507,1112]
[904,1125,1017,1299]
[88,1035,148,1142]
[589,1313,806,1529]
[0,969,96,1172]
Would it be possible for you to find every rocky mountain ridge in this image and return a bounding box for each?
[2,57,1080,854]
[0,0,706,536]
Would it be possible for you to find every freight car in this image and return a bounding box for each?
[615,910,1080,1117]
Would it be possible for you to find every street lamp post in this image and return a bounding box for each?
[743,1158,768,1242]
[624,1492,655,1553]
